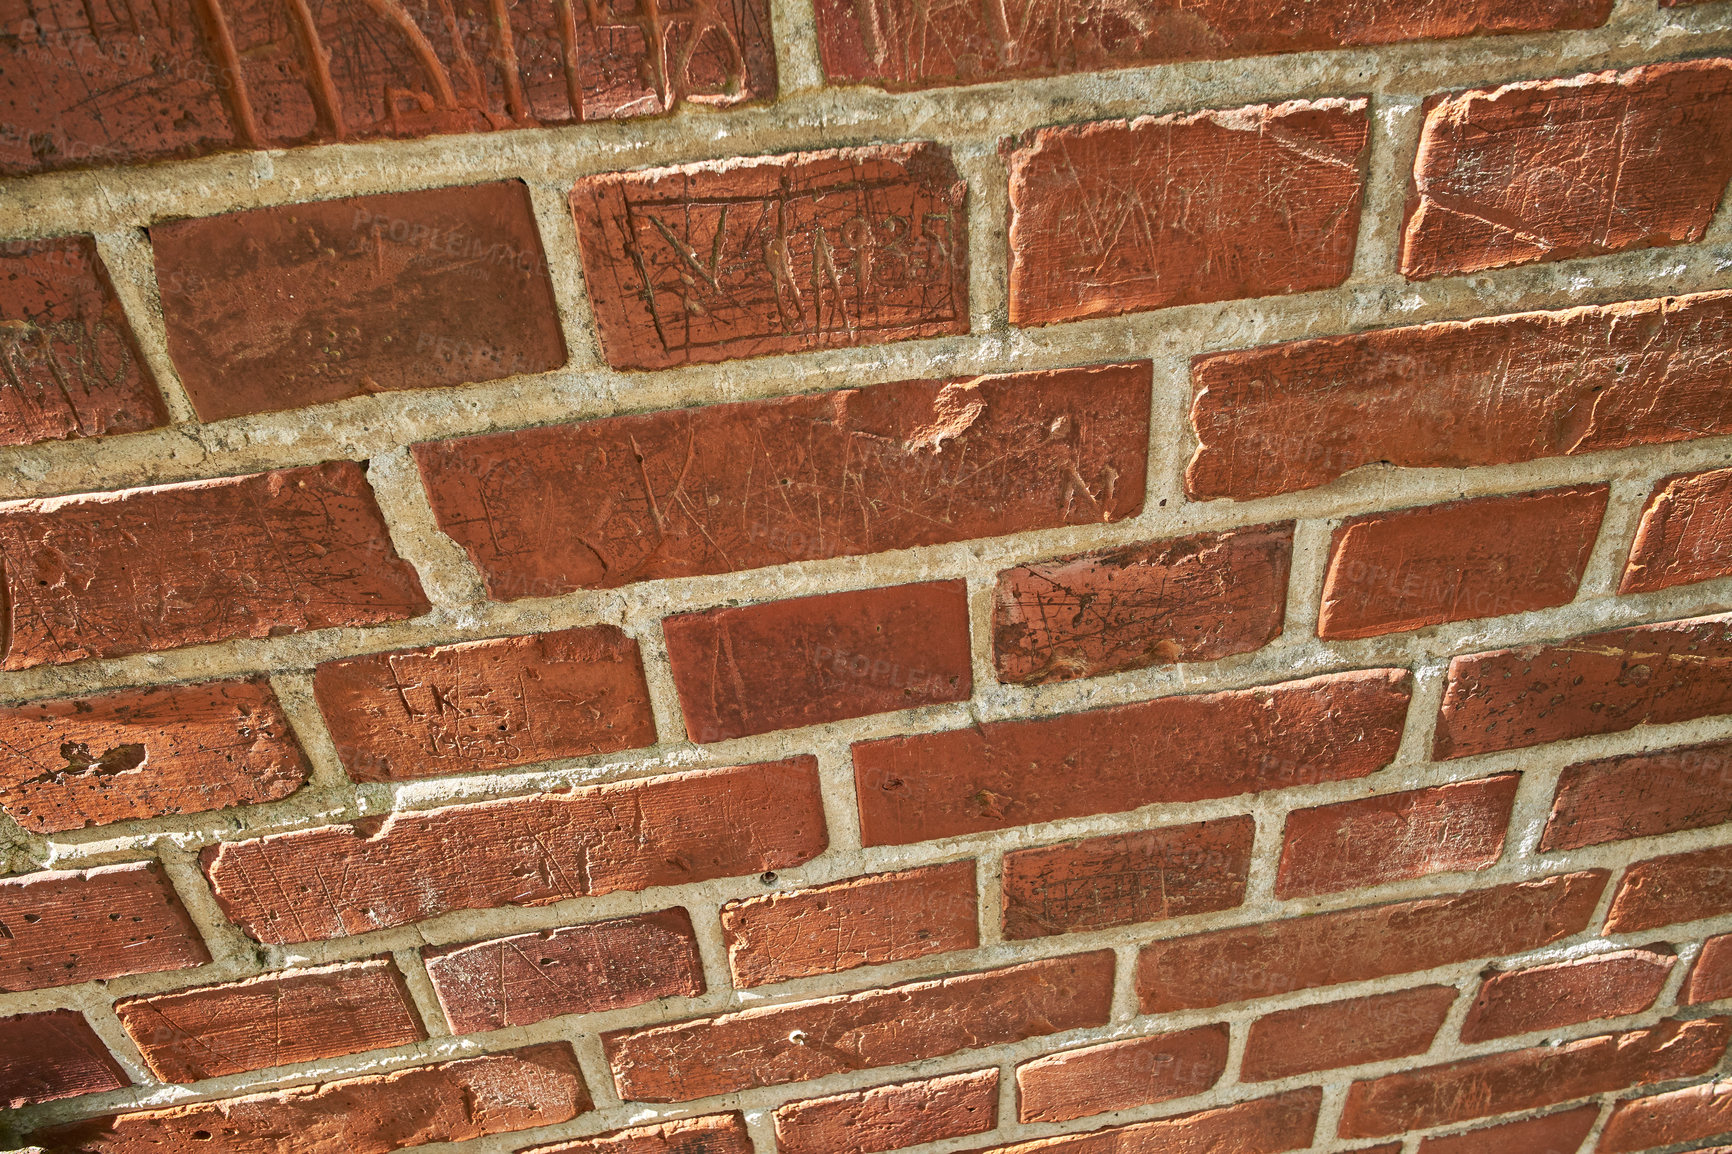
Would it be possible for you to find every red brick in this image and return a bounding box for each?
[1001,816,1253,939]
[1460,946,1677,1042]
[1188,292,1732,502]
[1600,1080,1732,1154]
[0,0,774,176]
[774,1070,999,1154]
[33,1043,591,1154]
[1242,986,1458,1082]
[425,908,704,1033]
[202,758,826,944]
[416,364,1149,600]
[0,861,209,993]
[0,462,429,671]
[0,1010,129,1109]
[602,952,1114,1102]
[523,1115,752,1154]
[1544,741,1732,851]
[1136,871,1608,1012]
[1319,486,1607,640]
[0,237,164,447]
[115,957,424,1082]
[1606,844,1732,933]
[856,669,1409,846]
[1434,614,1732,760]
[1007,99,1368,326]
[1402,61,1732,280]
[570,143,967,370]
[1275,775,1519,899]
[1624,468,1732,594]
[1687,934,1732,1004]
[969,1088,1320,1154]
[0,677,310,833]
[1016,1025,1229,1123]
[992,523,1292,685]
[665,581,971,742]
[721,862,978,987]
[1339,1018,1730,1138]
[1417,1105,1600,1154]
[313,626,655,783]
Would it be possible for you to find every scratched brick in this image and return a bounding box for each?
[970,1088,1320,1154]
[1605,843,1732,933]
[774,1070,999,1154]
[1241,987,1458,1082]
[1015,1025,1230,1123]
[1416,1105,1601,1154]
[1686,934,1732,1004]
[1623,468,1732,593]
[523,1114,754,1154]
[1459,946,1676,1042]
[1599,1079,1732,1154]
[0,862,210,993]
[570,143,969,368]
[0,1010,130,1109]
[1541,739,1732,850]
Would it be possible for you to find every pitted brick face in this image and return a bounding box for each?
[0,862,210,993]
[0,1010,131,1110]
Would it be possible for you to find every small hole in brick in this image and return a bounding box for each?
[788,1030,808,1045]
[192,1131,212,1140]
[760,872,777,885]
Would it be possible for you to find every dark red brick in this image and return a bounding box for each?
[0,861,209,993]
[1416,1105,1600,1154]
[993,523,1291,685]
[967,1088,1320,1154]
[0,1010,129,1109]
[571,143,968,369]
[1600,1080,1732,1154]
[1242,986,1458,1082]
[523,1115,752,1154]
[1016,1025,1228,1123]
[1008,99,1368,326]
[1460,946,1676,1042]
[856,669,1409,846]
[0,462,429,671]
[1542,740,1732,851]
[1687,934,1732,1004]
[1623,468,1732,593]
[774,1070,999,1154]
[1606,844,1732,932]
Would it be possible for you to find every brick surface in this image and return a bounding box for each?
[1605,844,1732,932]
[0,1010,130,1110]
[0,236,163,447]
[992,523,1292,685]
[35,1043,591,1154]
[1433,614,1732,759]
[774,1070,999,1154]
[1015,1025,1229,1124]
[1623,468,1732,593]
[202,759,826,944]
[523,1115,753,1154]
[1599,1080,1732,1154]
[416,363,1149,599]
[1459,946,1676,1042]
[1000,816,1253,939]
[1008,99,1369,326]
[1275,775,1519,899]
[313,626,655,783]
[721,862,978,987]
[1188,291,1732,501]
[1542,740,1732,850]
[0,462,429,671]
[1416,1105,1600,1154]
[1338,1018,1730,1138]
[1402,60,1732,279]
[0,677,310,832]
[1135,871,1608,1012]
[664,581,972,742]
[571,143,968,369]
[856,669,1409,845]
[969,1088,1320,1154]
[425,908,704,1033]
[0,861,209,993]
[1687,934,1732,1004]
[1318,487,1607,640]
[602,952,1115,1101]
[1241,986,1458,1082]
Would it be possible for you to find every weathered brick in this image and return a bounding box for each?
[1460,946,1676,1042]
[721,862,978,987]
[313,626,655,783]
[774,1070,999,1154]
[969,1088,1320,1154]
[0,462,429,671]
[856,669,1409,845]
[202,759,826,944]
[1605,844,1732,933]
[1338,1018,1730,1138]
[664,581,972,742]
[1686,934,1732,1004]
[1416,1105,1600,1154]
[1242,986,1458,1082]
[425,908,704,1033]
[993,524,1292,685]
[0,862,209,993]
[0,677,310,832]
[1319,487,1607,640]
[1000,816,1253,939]
[1275,776,1519,899]
[1434,614,1732,760]
[33,1043,591,1154]
[416,364,1149,600]
[1599,1080,1732,1154]
[1543,740,1732,851]
[1008,99,1368,326]
[602,952,1114,1101]
[1136,871,1608,1012]
[1623,468,1732,593]
[115,957,424,1082]
[1188,291,1732,501]
[0,237,163,447]
[1402,60,1732,279]
[1016,1025,1229,1124]
[523,1115,753,1154]
[571,143,968,369]
[0,1010,129,1110]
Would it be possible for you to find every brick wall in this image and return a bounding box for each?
[3,0,1732,1152]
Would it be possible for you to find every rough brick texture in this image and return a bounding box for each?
[1623,467,1732,594]
[1688,935,1732,1004]
[1416,1105,1601,1154]
[524,1115,753,1154]
[1599,1080,1732,1154]
[1240,986,1458,1082]
[1458,946,1677,1041]
[0,1010,130,1109]
[1606,844,1732,932]
[0,861,209,993]
[1015,1025,1229,1123]
[1542,740,1732,850]
[975,1088,1320,1154]
[773,1070,999,1154]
